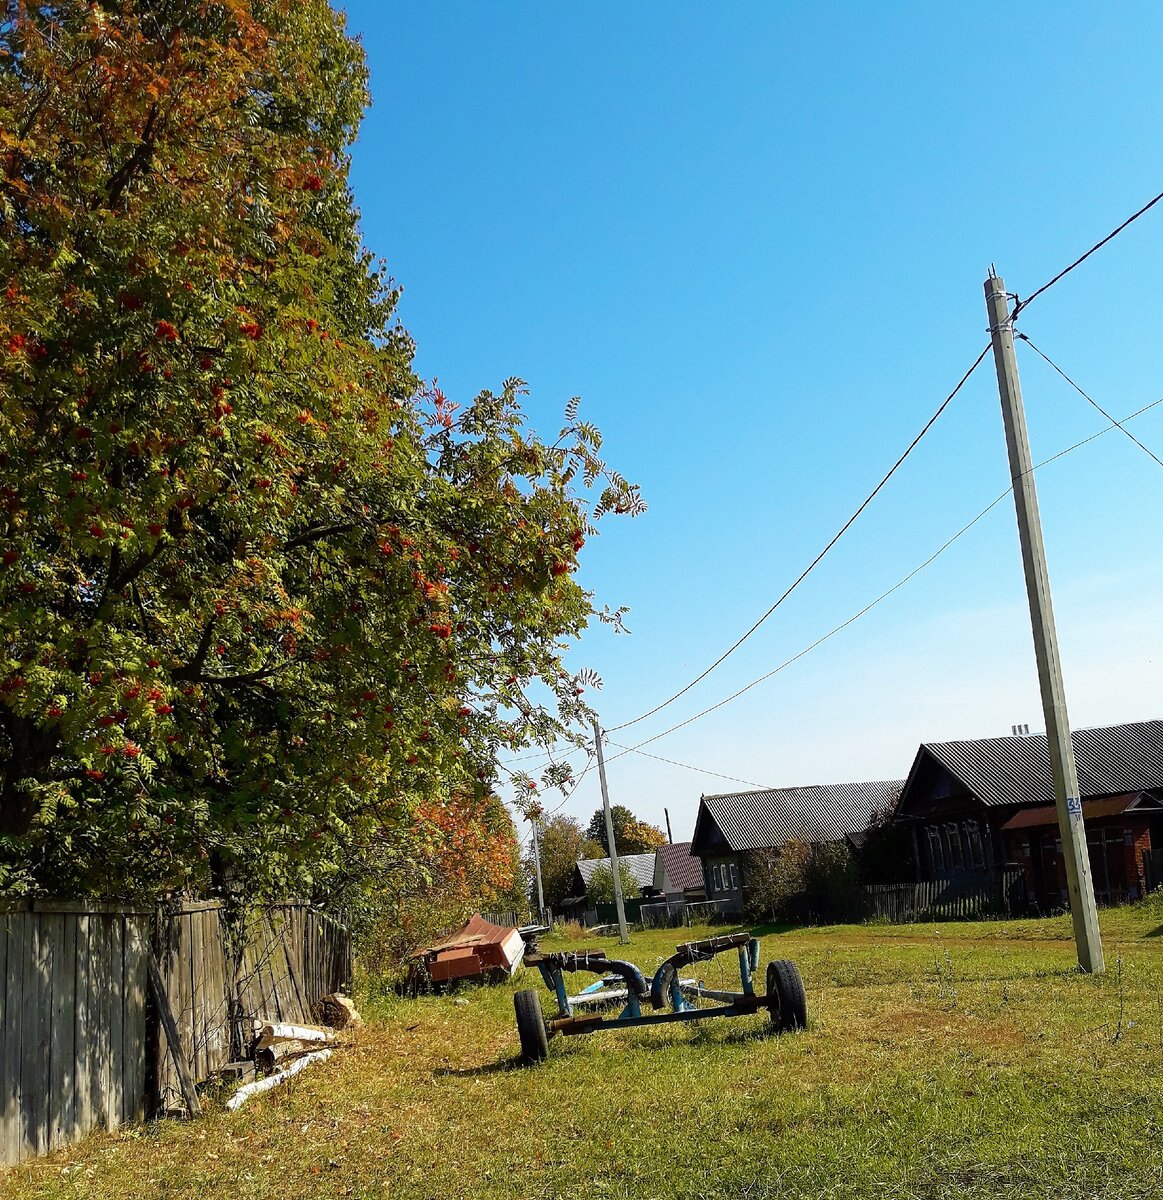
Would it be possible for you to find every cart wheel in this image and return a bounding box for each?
[514,989,550,1063]
[766,959,807,1032]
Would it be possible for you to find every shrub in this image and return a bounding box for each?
[585,862,641,905]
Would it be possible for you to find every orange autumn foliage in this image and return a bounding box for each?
[357,793,526,977]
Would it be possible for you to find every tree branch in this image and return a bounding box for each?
[283,522,357,551]
[197,659,293,687]
[105,102,159,209]
[172,617,218,682]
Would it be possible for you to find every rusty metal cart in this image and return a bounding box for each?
[513,931,806,1063]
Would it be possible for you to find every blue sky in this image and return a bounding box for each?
[340,2,1163,843]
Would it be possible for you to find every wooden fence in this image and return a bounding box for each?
[1,899,350,1167]
[479,907,552,930]
[1,901,151,1167]
[862,868,1026,923]
[639,899,734,928]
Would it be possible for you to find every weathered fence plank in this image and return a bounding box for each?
[50,912,75,1147]
[2,912,20,1166]
[0,913,9,1164]
[123,916,147,1124]
[87,913,108,1131]
[17,908,38,1161]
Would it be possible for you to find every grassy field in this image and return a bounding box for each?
[6,901,1163,1199]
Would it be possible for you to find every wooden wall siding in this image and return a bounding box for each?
[2,900,350,1167]
[0,902,150,1168]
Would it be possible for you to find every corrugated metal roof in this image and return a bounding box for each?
[575,853,658,890]
[655,842,704,892]
[700,779,904,853]
[921,719,1163,809]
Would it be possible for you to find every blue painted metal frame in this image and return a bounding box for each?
[537,936,765,1034]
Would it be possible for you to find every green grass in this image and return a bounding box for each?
[7,901,1163,1198]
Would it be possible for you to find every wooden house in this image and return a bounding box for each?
[690,779,904,914]
[558,852,659,914]
[892,719,1163,908]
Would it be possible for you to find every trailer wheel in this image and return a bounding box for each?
[514,989,550,1063]
[766,959,807,1032]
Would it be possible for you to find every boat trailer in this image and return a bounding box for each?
[513,931,806,1062]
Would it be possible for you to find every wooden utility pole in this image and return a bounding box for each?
[664,807,674,844]
[984,269,1104,974]
[592,718,629,944]
[529,815,545,917]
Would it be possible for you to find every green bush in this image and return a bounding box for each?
[585,862,641,905]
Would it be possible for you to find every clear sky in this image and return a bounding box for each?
[339,2,1163,846]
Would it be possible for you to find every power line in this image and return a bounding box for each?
[605,739,773,789]
[499,740,589,767]
[607,343,992,734]
[605,496,1008,764]
[1033,395,1163,469]
[1017,334,1163,471]
[602,392,1163,768]
[1011,188,1163,321]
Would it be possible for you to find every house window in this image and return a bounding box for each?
[966,820,985,869]
[982,822,996,866]
[728,863,739,890]
[927,826,946,877]
[944,824,964,871]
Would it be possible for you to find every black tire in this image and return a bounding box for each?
[514,989,549,1063]
[766,959,807,1032]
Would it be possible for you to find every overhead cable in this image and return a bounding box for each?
[606,343,992,734]
[605,739,773,790]
[1017,334,1163,471]
[602,392,1163,768]
[1011,188,1163,322]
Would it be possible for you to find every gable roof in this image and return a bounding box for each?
[907,719,1163,810]
[655,841,704,892]
[696,779,903,854]
[575,853,658,891]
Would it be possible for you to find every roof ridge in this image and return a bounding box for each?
[703,777,905,802]
[921,716,1163,751]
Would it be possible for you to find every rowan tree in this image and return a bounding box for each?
[0,0,641,898]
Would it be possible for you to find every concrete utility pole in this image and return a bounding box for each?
[529,815,545,918]
[592,717,629,944]
[984,269,1104,974]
